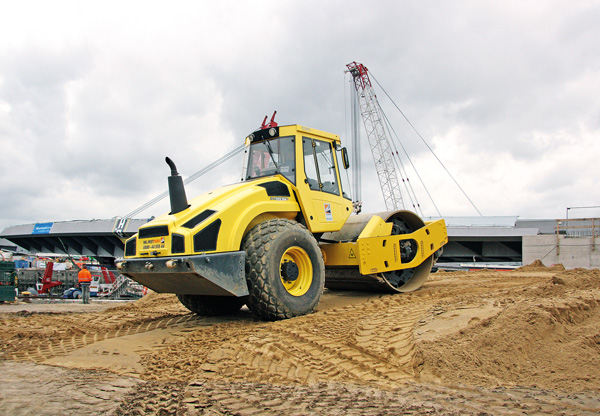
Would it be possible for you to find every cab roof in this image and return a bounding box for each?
[246,124,341,145]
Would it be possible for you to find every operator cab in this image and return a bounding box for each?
[244,127,351,197]
[243,119,353,233]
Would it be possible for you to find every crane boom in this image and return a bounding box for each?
[347,61,404,211]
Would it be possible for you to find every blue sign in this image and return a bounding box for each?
[32,222,53,234]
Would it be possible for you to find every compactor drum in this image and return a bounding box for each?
[117,119,447,320]
[322,210,437,293]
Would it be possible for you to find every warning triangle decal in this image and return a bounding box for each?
[349,249,356,259]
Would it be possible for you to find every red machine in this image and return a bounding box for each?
[38,262,62,295]
[100,266,116,284]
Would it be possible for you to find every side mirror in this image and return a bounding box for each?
[341,147,350,170]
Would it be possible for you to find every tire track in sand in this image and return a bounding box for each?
[176,379,600,416]
[3,313,202,363]
[188,293,435,388]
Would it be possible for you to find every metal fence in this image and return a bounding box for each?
[556,218,600,238]
[555,218,599,255]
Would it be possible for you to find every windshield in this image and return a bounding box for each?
[244,136,295,184]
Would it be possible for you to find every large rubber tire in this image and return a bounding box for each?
[243,218,325,321]
[176,294,245,316]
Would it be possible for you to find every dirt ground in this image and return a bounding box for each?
[1,262,600,415]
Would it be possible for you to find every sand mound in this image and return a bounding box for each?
[552,268,600,289]
[105,292,184,314]
[3,267,600,414]
[419,271,600,392]
[517,260,566,271]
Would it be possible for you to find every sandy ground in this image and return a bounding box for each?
[1,262,599,415]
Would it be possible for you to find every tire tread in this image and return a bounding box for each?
[243,219,324,320]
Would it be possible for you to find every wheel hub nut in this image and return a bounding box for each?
[281,261,299,282]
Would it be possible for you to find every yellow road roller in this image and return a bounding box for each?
[116,121,447,320]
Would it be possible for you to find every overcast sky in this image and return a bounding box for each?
[1,0,599,232]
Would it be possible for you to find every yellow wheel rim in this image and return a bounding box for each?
[280,246,312,297]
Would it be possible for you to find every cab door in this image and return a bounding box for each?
[296,136,352,233]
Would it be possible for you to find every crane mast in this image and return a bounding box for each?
[347,61,404,211]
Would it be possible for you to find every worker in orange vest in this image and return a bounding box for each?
[78,265,92,304]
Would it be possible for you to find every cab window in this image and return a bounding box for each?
[302,137,340,196]
[302,138,319,190]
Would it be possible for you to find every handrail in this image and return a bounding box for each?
[556,218,599,237]
[555,218,599,254]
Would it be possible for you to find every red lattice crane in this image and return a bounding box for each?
[346,61,404,212]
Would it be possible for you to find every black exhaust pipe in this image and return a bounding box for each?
[165,157,189,215]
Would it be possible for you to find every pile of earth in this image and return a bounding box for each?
[418,266,600,392]
[1,263,600,414]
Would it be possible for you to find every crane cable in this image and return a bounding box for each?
[380,109,427,216]
[371,73,483,216]
[344,73,363,205]
[371,92,425,215]
[123,144,246,219]
[380,106,441,217]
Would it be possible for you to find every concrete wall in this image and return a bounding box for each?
[523,235,600,269]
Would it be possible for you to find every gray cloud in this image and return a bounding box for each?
[1,0,600,232]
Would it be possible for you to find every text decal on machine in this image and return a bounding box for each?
[324,203,333,221]
[142,237,165,250]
